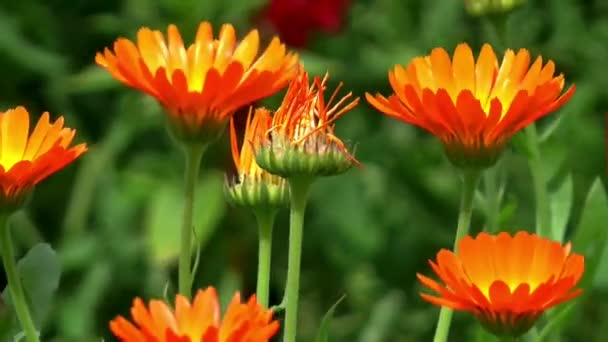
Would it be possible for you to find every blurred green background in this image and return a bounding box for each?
[0,0,607,341]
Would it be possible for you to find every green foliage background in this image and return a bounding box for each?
[0,0,607,341]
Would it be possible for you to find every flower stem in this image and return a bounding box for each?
[0,213,39,342]
[178,144,206,299]
[283,177,312,342]
[254,208,277,308]
[525,125,551,238]
[433,170,480,342]
[483,164,501,233]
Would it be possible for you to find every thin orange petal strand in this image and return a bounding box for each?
[367,42,574,168]
[109,288,278,342]
[417,231,584,337]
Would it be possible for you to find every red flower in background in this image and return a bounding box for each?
[260,0,351,48]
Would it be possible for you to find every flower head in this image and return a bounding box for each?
[96,22,299,144]
[110,287,279,342]
[366,43,575,168]
[256,67,360,178]
[259,0,352,48]
[225,107,288,208]
[417,231,584,338]
[0,106,87,211]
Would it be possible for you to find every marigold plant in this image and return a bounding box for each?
[96,22,299,143]
[110,287,279,342]
[417,231,585,337]
[366,43,575,168]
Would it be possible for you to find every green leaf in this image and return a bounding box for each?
[571,178,608,289]
[145,170,226,266]
[2,243,61,329]
[549,174,573,242]
[357,291,403,342]
[538,115,564,143]
[316,295,346,342]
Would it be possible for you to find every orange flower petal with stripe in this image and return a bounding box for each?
[0,106,87,210]
[110,287,279,342]
[366,43,575,168]
[96,22,299,143]
[417,231,584,337]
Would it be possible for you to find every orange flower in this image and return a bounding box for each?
[255,66,360,177]
[0,106,87,211]
[226,107,288,207]
[110,287,279,342]
[366,43,575,168]
[417,231,584,337]
[96,22,299,143]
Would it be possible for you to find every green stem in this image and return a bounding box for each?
[499,338,517,342]
[0,214,39,342]
[483,164,501,233]
[525,125,551,238]
[178,144,206,299]
[254,208,277,308]
[433,170,481,342]
[283,177,313,342]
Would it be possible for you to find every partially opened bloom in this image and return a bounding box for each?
[96,22,299,144]
[366,43,575,168]
[256,66,360,178]
[0,106,87,211]
[417,231,584,337]
[225,107,288,208]
[110,287,279,342]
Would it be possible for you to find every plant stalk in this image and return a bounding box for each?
[178,144,206,298]
[0,213,40,342]
[432,170,480,342]
[282,177,312,342]
[254,208,277,308]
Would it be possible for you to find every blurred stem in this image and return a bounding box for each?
[499,337,518,342]
[482,13,509,50]
[483,164,501,233]
[178,144,206,299]
[525,125,551,238]
[254,208,277,308]
[0,213,39,342]
[433,170,480,342]
[283,177,313,342]
[63,120,132,237]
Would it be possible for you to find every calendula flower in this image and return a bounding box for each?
[110,287,279,342]
[366,43,575,168]
[256,66,360,178]
[417,231,584,338]
[96,22,299,144]
[0,106,87,211]
[225,107,288,208]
